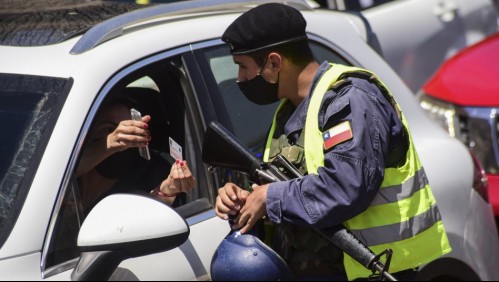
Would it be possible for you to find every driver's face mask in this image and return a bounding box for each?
[237,55,280,105]
[95,148,143,179]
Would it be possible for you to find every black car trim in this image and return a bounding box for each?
[344,10,384,57]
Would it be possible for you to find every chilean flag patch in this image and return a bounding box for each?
[323,121,353,150]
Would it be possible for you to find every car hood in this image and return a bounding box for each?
[423,32,499,107]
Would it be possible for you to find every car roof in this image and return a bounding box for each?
[70,0,319,54]
[0,0,319,48]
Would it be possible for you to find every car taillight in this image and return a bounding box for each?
[470,150,489,202]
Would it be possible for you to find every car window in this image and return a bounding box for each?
[197,42,350,153]
[0,73,70,249]
[45,57,211,272]
[200,45,280,158]
[194,41,350,188]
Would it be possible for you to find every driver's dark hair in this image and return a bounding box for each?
[103,91,140,110]
[249,39,315,68]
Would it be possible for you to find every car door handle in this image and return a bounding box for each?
[434,0,459,22]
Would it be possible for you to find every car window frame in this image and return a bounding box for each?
[189,34,356,190]
[190,35,355,144]
[41,44,218,278]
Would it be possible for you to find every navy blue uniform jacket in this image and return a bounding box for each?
[266,61,406,228]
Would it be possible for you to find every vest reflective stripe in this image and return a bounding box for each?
[264,63,450,280]
[347,182,437,229]
[350,204,442,246]
[344,220,450,280]
[370,168,428,207]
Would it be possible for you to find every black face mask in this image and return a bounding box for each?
[95,149,143,179]
[237,73,280,105]
[237,55,280,105]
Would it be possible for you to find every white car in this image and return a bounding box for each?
[0,0,497,280]
[319,0,498,93]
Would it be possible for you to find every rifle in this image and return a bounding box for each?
[202,121,397,281]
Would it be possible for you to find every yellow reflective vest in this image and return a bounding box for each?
[264,63,451,280]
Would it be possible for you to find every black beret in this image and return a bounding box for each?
[222,3,308,55]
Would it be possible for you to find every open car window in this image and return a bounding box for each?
[194,41,350,155]
[45,57,212,272]
[193,40,351,189]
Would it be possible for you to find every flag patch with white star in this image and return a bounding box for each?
[323,121,353,150]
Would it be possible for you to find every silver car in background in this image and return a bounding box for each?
[319,0,498,93]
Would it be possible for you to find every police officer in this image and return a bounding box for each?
[214,3,451,280]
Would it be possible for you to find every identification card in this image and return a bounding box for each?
[169,137,183,161]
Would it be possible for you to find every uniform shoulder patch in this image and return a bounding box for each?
[323,121,353,150]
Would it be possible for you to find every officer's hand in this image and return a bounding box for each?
[215,183,250,220]
[232,184,269,234]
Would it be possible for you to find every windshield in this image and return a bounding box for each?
[0,73,70,246]
[0,0,148,46]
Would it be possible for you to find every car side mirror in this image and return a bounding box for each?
[71,193,189,281]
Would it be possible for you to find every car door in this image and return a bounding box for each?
[41,49,230,281]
